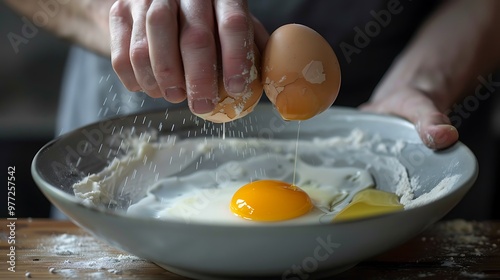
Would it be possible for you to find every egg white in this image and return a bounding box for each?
[127,153,374,225]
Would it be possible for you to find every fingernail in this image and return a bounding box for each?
[192,99,215,114]
[433,125,456,146]
[165,87,186,103]
[227,75,247,95]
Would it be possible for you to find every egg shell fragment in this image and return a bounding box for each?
[195,44,263,123]
[262,24,341,120]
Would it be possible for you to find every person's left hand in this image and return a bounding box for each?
[360,86,459,150]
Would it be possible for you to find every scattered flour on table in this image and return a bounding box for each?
[440,257,460,268]
[460,271,487,278]
[38,233,148,278]
[417,272,435,277]
[433,220,498,255]
[419,219,499,277]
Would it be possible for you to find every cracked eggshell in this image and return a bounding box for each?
[196,44,263,123]
[262,24,341,120]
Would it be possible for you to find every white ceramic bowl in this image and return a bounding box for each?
[32,105,477,279]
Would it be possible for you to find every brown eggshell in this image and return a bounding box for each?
[262,24,341,120]
[195,44,263,123]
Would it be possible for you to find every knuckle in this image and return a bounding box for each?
[142,71,159,91]
[129,42,150,64]
[181,27,214,50]
[125,83,141,92]
[154,68,183,85]
[109,1,128,18]
[153,67,175,80]
[146,88,163,98]
[120,76,140,92]
[146,9,165,27]
[146,0,177,26]
[111,51,131,74]
[220,12,250,32]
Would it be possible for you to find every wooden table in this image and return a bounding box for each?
[1,219,499,279]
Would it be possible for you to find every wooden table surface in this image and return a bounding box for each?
[1,219,499,279]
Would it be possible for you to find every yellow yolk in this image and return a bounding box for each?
[230,180,313,222]
[333,189,404,222]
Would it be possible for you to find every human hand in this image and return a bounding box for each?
[360,87,459,150]
[109,0,269,115]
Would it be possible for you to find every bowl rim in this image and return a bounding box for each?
[31,106,479,228]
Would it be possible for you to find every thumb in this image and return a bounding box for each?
[360,96,459,150]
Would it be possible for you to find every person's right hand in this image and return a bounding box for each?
[109,0,269,115]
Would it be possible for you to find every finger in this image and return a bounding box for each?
[360,94,459,150]
[179,0,218,114]
[146,0,186,103]
[129,0,163,98]
[214,0,253,96]
[110,1,141,92]
[415,111,459,150]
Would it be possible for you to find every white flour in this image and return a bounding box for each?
[72,129,460,218]
[38,233,148,278]
[418,219,497,277]
[403,175,461,208]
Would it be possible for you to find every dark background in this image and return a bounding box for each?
[0,2,499,220]
[0,2,68,218]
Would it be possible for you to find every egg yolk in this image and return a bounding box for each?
[230,180,313,222]
[275,89,321,120]
[333,189,404,222]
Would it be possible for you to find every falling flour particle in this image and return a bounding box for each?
[72,128,461,217]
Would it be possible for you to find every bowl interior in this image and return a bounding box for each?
[33,104,477,217]
[31,104,478,277]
